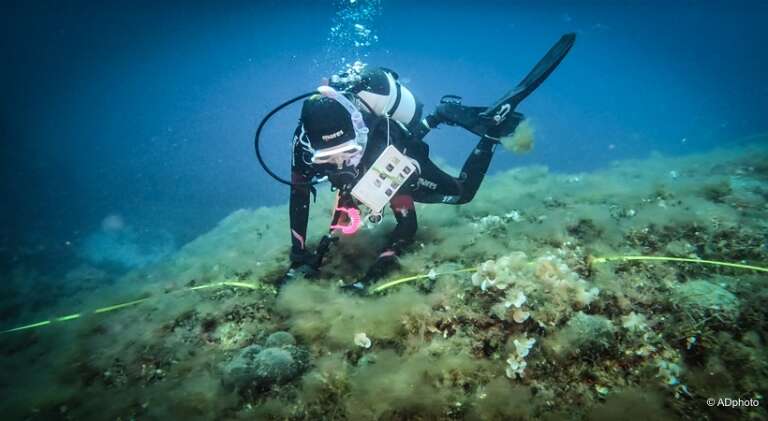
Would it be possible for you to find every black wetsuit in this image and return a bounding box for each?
[289,107,498,278]
[277,34,576,283]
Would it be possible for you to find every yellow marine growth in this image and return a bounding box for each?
[501,119,535,154]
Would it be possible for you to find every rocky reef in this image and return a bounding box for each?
[1,144,767,420]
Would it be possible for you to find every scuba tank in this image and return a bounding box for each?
[330,64,424,133]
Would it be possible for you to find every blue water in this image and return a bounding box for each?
[1,0,766,271]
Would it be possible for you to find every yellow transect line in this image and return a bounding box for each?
[3,320,53,333]
[93,298,151,313]
[373,254,768,293]
[4,255,765,334]
[372,267,478,293]
[1,281,260,334]
[218,281,261,289]
[590,255,768,273]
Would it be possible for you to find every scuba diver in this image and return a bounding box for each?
[255,33,576,292]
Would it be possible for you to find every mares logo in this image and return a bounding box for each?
[417,178,437,190]
[322,130,345,141]
[494,104,511,123]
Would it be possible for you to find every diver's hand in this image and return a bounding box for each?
[277,263,319,288]
[368,248,401,277]
[338,245,406,295]
[278,249,320,287]
[290,248,322,268]
[339,280,369,295]
[339,261,396,296]
[287,263,319,279]
[340,249,399,293]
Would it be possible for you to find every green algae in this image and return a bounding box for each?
[2,144,767,420]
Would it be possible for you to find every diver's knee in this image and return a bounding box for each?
[455,182,480,205]
[454,194,474,205]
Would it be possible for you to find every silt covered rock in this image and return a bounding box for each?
[222,335,308,393]
[671,280,740,325]
[544,312,616,360]
[265,331,297,348]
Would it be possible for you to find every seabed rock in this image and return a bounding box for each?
[222,332,308,394]
[544,312,616,360]
[265,331,297,348]
[671,280,740,326]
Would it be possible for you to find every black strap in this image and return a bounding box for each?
[388,79,402,116]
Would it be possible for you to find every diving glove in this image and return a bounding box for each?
[278,249,320,287]
[278,262,318,288]
[340,247,401,294]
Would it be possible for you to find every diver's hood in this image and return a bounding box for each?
[300,86,370,167]
[301,95,356,150]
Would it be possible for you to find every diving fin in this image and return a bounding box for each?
[480,32,576,120]
[433,33,575,140]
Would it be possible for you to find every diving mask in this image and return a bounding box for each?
[311,139,364,167]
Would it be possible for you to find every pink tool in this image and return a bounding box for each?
[330,207,362,235]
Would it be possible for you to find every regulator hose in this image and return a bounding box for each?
[254,91,319,186]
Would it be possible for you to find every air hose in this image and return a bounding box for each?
[254,91,319,186]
